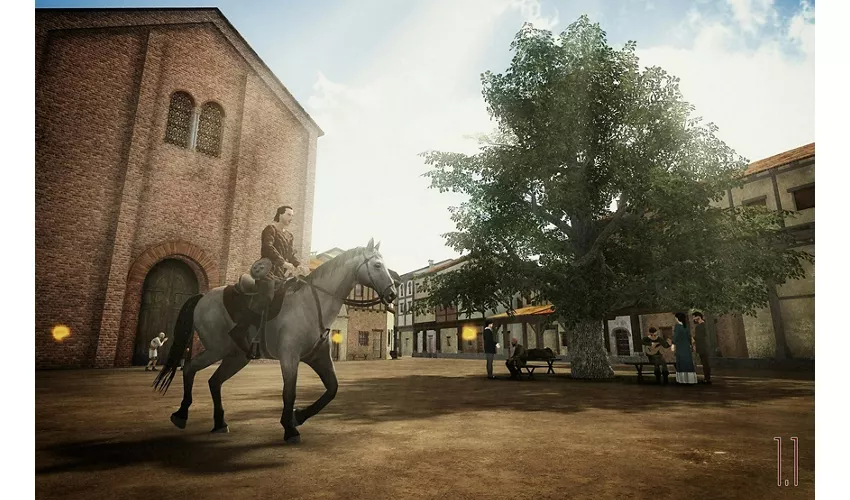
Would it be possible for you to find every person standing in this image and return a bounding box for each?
[146,332,167,371]
[483,320,497,379]
[692,311,713,384]
[672,313,697,384]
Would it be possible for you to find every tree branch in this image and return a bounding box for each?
[530,192,574,240]
[572,197,630,268]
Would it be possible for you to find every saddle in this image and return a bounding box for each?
[223,276,300,327]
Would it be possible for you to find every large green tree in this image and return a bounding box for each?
[420,17,812,379]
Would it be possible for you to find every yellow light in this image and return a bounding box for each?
[52,324,71,342]
[331,333,342,344]
[461,326,478,341]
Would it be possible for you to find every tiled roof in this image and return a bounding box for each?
[489,304,555,319]
[414,256,468,277]
[744,143,814,176]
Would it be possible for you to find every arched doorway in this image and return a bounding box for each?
[613,328,632,356]
[132,259,199,365]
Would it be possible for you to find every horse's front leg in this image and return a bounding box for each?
[279,353,301,444]
[295,347,338,427]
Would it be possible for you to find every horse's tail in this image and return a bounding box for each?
[153,294,203,395]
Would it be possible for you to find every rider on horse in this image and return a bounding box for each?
[229,204,309,358]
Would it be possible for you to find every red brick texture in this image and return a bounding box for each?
[36,9,322,368]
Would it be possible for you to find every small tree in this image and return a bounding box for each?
[421,17,812,378]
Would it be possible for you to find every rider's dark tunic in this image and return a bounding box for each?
[261,225,301,280]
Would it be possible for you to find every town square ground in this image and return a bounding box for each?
[36,358,814,500]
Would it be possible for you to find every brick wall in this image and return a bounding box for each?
[346,309,387,360]
[36,9,321,368]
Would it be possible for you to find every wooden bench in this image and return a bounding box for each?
[626,361,677,383]
[519,358,567,379]
[350,353,368,361]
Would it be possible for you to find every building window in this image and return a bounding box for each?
[406,299,412,315]
[791,185,814,210]
[359,332,369,346]
[743,196,767,207]
[196,101,224,157]
[407,282,413,296]
[614,329,631,356]
[164,91,194,148]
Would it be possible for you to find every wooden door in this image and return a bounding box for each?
[133,259,199,365]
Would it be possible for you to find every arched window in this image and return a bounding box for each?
[196,101,224,157]
[164,91,194,148]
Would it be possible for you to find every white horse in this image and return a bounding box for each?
[153,239,397,444]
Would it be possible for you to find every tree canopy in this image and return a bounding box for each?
[420,17,811,331]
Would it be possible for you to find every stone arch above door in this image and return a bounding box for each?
[113,241,221,367]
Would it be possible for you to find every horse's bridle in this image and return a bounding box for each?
[298,252,394,359]
[307,253,393,306]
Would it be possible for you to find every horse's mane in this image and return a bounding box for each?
[307,247,370,283]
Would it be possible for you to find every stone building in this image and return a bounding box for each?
[36,8,322,368]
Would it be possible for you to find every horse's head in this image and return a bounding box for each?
[356,238,397,305]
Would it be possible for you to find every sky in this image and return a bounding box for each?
[35,0,815,274]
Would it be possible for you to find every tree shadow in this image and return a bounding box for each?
[236,372,814,424]
[36,434,284,477]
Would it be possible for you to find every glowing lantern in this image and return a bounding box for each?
[461,325,478,341]
[331,332,342,344]
[52,324,71,342]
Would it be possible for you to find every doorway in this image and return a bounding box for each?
[133,259,199,365]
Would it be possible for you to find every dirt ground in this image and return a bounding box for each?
[35,358,814,500]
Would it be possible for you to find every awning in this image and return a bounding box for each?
[489,304,555,319]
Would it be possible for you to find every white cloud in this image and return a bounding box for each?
[307,0,555,273]
[726,0,776,33]
[637,0,814,162]
[305,0,814,273]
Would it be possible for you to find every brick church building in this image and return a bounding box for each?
[36,8,322,368]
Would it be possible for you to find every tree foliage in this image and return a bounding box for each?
[421,17,812,329]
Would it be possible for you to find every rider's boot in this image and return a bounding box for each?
[228,321,253,357]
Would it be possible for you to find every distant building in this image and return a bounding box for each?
[312,247,394,361]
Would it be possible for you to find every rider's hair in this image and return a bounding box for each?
[649,327,657,333]
[274,205,293,222]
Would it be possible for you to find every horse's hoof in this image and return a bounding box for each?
[170,414,187,429]
[284,434,301,445]
[210,425,230,434]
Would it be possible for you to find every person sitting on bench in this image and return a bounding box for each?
[505,338,527,380]
[642,327,671,384]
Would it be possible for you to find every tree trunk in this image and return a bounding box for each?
[569,319,615,379]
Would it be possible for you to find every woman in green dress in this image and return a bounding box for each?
[672,312,697,384]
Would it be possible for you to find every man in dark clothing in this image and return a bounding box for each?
[692,311,713,384]
[483,320,497,379]
[505,338,527,380]
[642,327,671,384]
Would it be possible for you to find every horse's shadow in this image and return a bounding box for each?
[36,434,284,476]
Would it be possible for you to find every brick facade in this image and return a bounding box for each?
[346,308,388,360]
[36,8,322,368]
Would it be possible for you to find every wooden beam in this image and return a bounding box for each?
[630,314,642,355]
